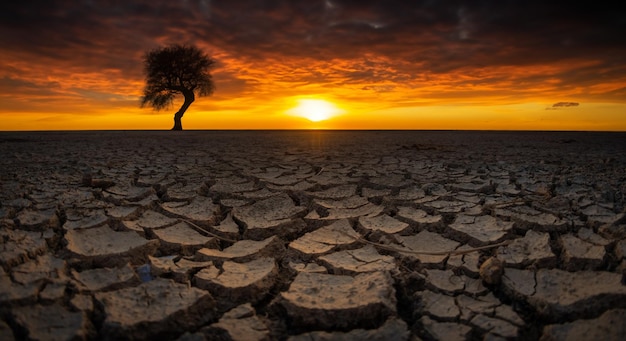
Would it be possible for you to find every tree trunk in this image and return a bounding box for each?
[172,91,195,131]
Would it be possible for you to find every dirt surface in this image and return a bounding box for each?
[1,130,626,340]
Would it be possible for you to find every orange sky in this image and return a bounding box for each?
[1,1,625,131]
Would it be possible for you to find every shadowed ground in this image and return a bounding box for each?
[1,130,626,340]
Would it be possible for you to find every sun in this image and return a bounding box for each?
[288,99,342,122]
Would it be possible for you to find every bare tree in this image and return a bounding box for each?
[141,44,216,130]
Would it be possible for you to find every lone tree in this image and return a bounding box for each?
[141,44,216,130]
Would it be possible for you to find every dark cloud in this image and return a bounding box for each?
[553,102,580,107]
[0,0,625,110]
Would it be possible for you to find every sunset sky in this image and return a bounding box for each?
[1,1,625,131]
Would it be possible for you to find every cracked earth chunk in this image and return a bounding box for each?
[104,185,154,202]
[307,185,356,199]
[220,198,250,208]
[388,187,427,201]
[392,230,460,267]
[448,214,513,245]
[0,268,39,304]
[12,254,66,284]
[582,206,623,226]
[318,245,397,275]
[424,200,476,214]
[194,257,277,310]
[105,206,140,220]
[70,293,94,313]
[149,256,212,282]
[288,219,360,257]
[396,206,443,228]
[204,303,269,341]
[122,210,178,233]
[151,222,217,256]
[65,225,159,267]
[456,293,500,321]
[15,209,58,230]
[212,212,240,240]
[424,269,465,294]
[616,240,626,260]
[165,182,202,201]
[420,316,472,341]
[277,271,396,330]
[197,236,283,262]
[577,227,610,246]
[161,196,220,224]
[306,202,384,220]
[12,303,93,341]
[541,309,626,341]
[63,209,108,230]
[0,228,50,268]
[502,268,626,318]
[315,195,369,209]
[496,230,556,268]
[95,278,216,340]
[210,178,257,193]
[241,188,281,200]
[0,320,14,341]
[470,314,519,338]
[39,281,67,302]
[71,263,138,292]
[358,214,410,234]
[266,180,316,192]
[362,187,392,198]
[495,206,569,231]
[288,261,328,274]
[233,193,306,239]
[447,245,480,277]
[418,290,460,320]
[288,318,410,341]
[560,234,605,270]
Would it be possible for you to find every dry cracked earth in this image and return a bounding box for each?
[1,130,626,341]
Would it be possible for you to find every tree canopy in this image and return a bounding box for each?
[141,44,216,130]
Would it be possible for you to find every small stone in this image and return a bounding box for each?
[480,257,504,285]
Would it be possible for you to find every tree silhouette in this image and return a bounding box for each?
[141,44,216,131]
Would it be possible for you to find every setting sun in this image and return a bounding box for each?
[287,99,343,122]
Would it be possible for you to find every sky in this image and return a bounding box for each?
[1,0,625,131]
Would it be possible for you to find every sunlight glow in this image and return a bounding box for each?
[287,99,343,122]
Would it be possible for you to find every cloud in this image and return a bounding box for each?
[546,102,580,110]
